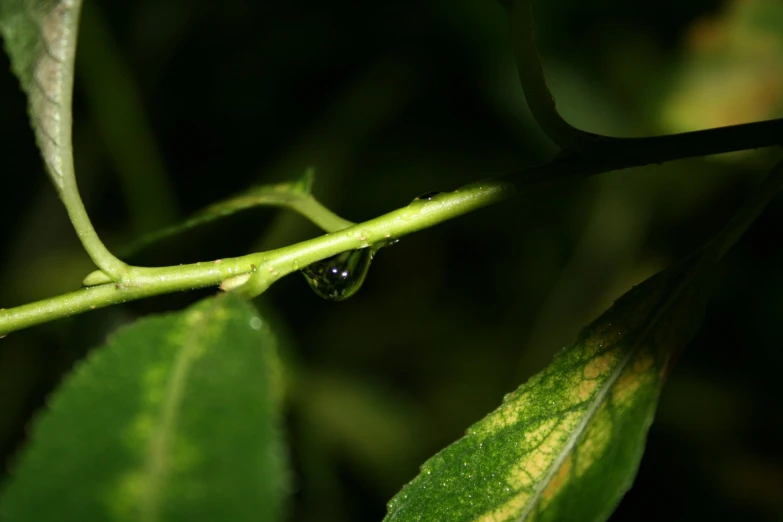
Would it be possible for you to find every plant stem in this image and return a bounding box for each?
[0,182,512,335]
[505,0,783,160]
[288,196,355,232]
[502,119,783,190]
[23,0,130,281]
[60,184,130,278]
[1,117,781,336]
[117,176,354,258]
[505,0,597,152]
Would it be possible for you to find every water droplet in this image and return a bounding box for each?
[301,248,374,302]
[413,191,442,201]
[249,317,263,330]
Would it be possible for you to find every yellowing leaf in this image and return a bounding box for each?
[385,262,709,522]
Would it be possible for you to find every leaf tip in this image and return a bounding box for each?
[293,166,316,196]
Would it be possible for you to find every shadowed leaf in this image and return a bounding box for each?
[0,294,288,522]
[385,261,710,522]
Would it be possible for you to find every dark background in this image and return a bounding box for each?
[1,0,782,520]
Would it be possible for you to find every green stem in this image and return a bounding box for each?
[0,181,512,335]
[22,0,128,280]
[2,117,781,336]
[117,175,353,258]
[59,170,130,280]
[288,196,355,232]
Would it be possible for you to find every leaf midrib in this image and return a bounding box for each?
[515,277,691,521]
[515,345,637,521]
[139,304,217,522]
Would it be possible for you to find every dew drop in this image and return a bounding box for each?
[249,317,263,330]
[301,248,374,302]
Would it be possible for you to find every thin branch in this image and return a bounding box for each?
[2,117,781,336]
[288,196,355,232]
[505,0,597,152]
[118,172,354,258]
[0,181,512,335]
[60,183,131,279]
[594,118,783,162]
[26,0,130,280]
[505,0,783,160]
[501,118,783,190]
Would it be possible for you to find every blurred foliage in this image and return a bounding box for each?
[661,0,783,135]
[0,0,781,521]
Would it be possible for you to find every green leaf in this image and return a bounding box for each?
[1,0,141,275]
[119,167,323,257]
[0,0,81,193]
[0,294,288,522]
[385,261,710,522]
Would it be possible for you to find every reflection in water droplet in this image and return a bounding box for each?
[301,248,374,302]
[413,191,442,202]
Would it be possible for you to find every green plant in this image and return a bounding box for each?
[0,0,781,520]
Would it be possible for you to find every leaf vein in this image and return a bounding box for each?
[139,302,219,522]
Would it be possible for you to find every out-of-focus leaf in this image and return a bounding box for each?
[0,293,288,522]
[385,261,709,522]
[661,0,783,134]
[119,168,329,256]
[301,370,423,490]
[0,0,81,193]
[77,1,179,234]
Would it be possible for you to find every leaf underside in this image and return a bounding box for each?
[385,262,708,522]
[0,0,81,192]
[0,294,287,522]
